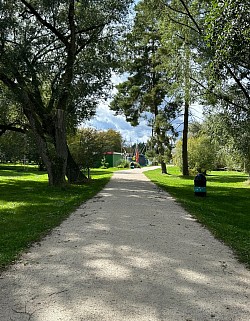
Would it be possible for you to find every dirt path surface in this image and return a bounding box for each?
[0,168,249,321]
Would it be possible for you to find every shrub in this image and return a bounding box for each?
[117,159,130,168]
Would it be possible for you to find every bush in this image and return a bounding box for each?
[173,135,216,173]
[117,159,130,168]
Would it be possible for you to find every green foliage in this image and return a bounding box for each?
[100,157,110,169]
[110,0,170,125]
[205,0,250,68]
[0,86,28,136]
[174,113,250,175]
[203,0,250,115]
[0,130,40,164]
[0,131,26,163]
[172,140,182,170]
[68,128,123,169]
[68,128,104,169]
[0,0,133,185]
[146,112,174,165]
[174,136,219,173]
[202,113,250,173]
[188,135,217,173]
[98,129,123,153]
[0,164,114,270]
[145,167,250,268]
[116,159,130,168]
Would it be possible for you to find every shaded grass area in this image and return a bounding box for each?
[145,167,250,268]
[0,165,114,270]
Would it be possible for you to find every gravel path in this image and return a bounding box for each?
[0,168,249,321]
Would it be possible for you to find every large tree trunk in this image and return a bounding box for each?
[25,106,87,185]
[25,108,68,186]
[33,131,67,186]
[50,109,68,186]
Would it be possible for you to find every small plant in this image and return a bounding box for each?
[100,157,109,169]
[117,159,130,168]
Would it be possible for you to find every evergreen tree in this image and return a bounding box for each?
[110,0,180,173]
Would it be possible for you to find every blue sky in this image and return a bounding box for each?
[83,101,152,144]
[82,73,204,144]
[83,72,154,144]
[83,94,204,145]
[83,73,204,144]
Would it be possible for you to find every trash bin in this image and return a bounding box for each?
[194,173,206,197]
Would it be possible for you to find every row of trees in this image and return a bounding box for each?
[0,128,122,165]
[110,0,250,176]
[68,129,122,170]
[1,1,249,184]
[174,113,250,174]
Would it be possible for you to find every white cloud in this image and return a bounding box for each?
[83,101,204,144]
[82,72,152,144]
[190,103,204,122]
[83,104,152,144]
[82,70,204,144]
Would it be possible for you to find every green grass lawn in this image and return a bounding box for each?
[1,165,249,271]
[0,165,114,270]
[145,166,250,268]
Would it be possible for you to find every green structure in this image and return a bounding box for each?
[104,152,123,167]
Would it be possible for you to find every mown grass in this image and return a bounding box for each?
[145,166,250,268]
[0,165,115,270]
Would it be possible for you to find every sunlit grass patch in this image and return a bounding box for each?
[0,165,113,270]
[145,166,250,268]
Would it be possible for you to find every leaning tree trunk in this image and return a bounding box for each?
[32,129,67,186]
[25,108,68,186]
[66,146,88,184]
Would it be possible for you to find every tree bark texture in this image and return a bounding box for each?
[66,147,88,184]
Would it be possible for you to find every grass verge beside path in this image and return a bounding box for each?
[145,166,250,269]
[0,165,114,271]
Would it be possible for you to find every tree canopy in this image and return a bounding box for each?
[0,0,133,185]
[1,0,249,178]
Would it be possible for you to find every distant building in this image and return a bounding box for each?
[104,152,124,167]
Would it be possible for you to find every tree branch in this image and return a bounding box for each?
[226,65,250,104]
[0,124,28,136]
[75,23,106,36]
[0,73,19,91]
[163,0,202,35]
[164,2,189,17]
[20,0,69,47]
[190,76,249,112]
[166,13,200,34]
[179,0,202,34]
[76,27,104,55]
